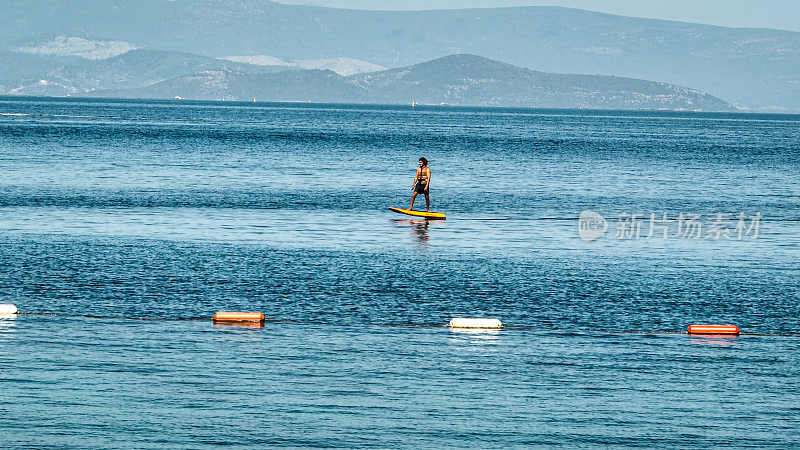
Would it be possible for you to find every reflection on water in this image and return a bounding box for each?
[689,336,739,346]
[448,327,502,344]
[392,218,431,244]
[0,315,17,337]
[410,219,429,244]
[212,322,265,330]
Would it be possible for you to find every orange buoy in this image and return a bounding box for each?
[687,324,740,335]
[212,311,265,323]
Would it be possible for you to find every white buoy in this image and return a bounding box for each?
[448,318,502,329]
[0,304,18,315]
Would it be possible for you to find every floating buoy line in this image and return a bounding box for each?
[687,324,739,335]
[1,304,799,337]
[213,311,265,324]
[449,317,503,329]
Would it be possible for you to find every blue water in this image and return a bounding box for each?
[1,98,799,447]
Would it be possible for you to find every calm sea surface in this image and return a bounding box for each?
[1,98,799,447]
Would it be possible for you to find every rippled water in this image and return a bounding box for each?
[1,98,799,446]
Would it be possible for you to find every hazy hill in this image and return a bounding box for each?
[88,54,734,111]
[51,49,286,92]
[348,54,734,110]
[0,1,797,110]
[0,49,285,95]
[91,67,372,103]
[0,49,79,89]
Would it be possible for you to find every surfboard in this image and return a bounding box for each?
[388,207,446,219]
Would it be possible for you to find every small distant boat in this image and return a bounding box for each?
[411,101,415,107]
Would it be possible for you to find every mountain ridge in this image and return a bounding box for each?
[0,1,796,110]
[0,48,289,96]
[83,53,735,111]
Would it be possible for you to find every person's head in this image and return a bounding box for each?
[419,157,428,167]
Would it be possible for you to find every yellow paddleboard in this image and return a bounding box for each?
[388,207,446,219]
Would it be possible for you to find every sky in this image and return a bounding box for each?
[277,0,800,32]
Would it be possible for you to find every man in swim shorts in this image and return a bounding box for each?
[410,157,431,212]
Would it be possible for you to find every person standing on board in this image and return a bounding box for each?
[410,157,431,212]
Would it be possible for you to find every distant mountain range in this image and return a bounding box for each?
[348,55,732,110]
[90,64,373,104]
[84,54,733,111]
[0,1,796,110]
[0,48,285,96]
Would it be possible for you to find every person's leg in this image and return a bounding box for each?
[409,192,418,210]
[424,193,430,212]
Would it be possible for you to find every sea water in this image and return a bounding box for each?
[0,98,799,447]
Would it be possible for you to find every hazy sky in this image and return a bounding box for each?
[278,0,800,32]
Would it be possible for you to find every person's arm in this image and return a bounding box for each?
[424,168,431,190]
[412,168,420,190]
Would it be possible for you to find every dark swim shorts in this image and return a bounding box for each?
[415,182,429,194]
